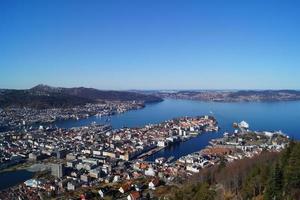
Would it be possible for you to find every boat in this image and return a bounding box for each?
[155,157,166,164]
[167,156,175,163]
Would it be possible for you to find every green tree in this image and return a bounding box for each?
[193,183,216,200]
[284,143,300,198]
[241,164,270,199]
[171,183,215,200]
[218,156,226,171]
[264,162,283,200]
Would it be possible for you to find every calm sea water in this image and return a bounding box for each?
[0,170,34,191]
[2,99,300,190]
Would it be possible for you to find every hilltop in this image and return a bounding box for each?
[0,84,163,109]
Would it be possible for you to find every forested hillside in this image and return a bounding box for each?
[0,85,163,109]
[168,141,300,200]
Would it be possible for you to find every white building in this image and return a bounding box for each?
[239,121,249,129]
[157,140,167,147]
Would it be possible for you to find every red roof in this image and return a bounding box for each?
[120,182,131,192]
[129,191,141,200]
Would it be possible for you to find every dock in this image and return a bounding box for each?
[137,147,165,160]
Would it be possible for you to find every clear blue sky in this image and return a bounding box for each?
[1,0,299,90]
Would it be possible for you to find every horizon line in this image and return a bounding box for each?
[1,84,300,92]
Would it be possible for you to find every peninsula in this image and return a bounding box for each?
[0,85,163,131]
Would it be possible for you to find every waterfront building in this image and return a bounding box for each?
[51,163,64,178]
[28,152,42,161]
[157,140,167,147]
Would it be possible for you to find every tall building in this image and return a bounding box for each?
[51,163,64,178]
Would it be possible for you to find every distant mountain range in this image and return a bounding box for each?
[0,84,163,109]
[148,90,300,102]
